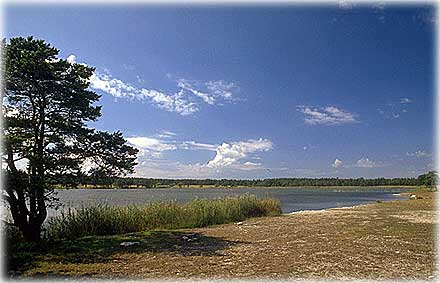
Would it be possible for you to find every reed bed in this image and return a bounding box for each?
[46,195,281,240]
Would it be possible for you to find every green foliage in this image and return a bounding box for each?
[45,196,281,240]
[3,36,138,241]
[417,171,437,190]
[73,175,424,189]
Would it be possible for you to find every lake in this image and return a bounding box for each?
[52,187,410,215]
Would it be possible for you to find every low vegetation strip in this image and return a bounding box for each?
[46,195,281,240]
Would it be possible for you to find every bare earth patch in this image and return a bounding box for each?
[24,192,436,280]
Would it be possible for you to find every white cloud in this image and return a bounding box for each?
[406,150,430,158]
[180,141,217,151]
[332,158,343,168]
[89,72,137,98]
[127,137,177,158]
[156,130,177,139]
[67,54,238,115]
[129,138,273,178]
[66,54,76,64]
[132,159,270,179]
[205,80,238,100]
[90,72,198,116]
[140,88,199,115]
[127,137,177,152]
[177,79,215,105]
[127,136,273,170]
[127,136,218,157]
[207,138,273,168]
[177,79,239,105]
[400,98,412,104]
[355,158,381,168]
[298,105,357,125]
[238,161,263,171]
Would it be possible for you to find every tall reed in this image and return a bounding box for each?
[46,195,281,240]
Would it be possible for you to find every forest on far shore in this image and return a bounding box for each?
[55,171,436,189]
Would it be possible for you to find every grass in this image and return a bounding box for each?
[45,195,281,240]
[7,229,241,277]
[6,195,280,277]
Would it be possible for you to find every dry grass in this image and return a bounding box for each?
[18,192,436,280]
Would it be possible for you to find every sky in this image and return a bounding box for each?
[4,3,436,179]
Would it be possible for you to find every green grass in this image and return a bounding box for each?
[45,195,281,240]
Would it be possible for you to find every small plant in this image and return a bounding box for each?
[46,195,281,240]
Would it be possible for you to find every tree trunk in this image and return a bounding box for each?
[20,222,42,243]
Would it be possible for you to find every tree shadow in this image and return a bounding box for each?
[8,230,244,276]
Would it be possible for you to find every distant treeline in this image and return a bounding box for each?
[59,171,436,189]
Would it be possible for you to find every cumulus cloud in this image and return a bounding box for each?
[127,137,273,178]
[126,135,272,171]
[332,158,343,168]
[207,138,273,168]
[355,158,381,168]
[297,105,357,125]
[132,159,271,179]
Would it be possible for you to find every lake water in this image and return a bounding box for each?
[52,187,410,215]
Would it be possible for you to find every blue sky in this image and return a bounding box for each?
[5,4,435,179]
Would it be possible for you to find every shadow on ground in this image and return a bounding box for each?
[7,230,242,277]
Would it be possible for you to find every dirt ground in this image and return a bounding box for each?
[25,191,436,280]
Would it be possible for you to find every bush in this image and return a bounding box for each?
[46,195,281,240]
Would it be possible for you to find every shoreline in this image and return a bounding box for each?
[59,185,422,190]
[49,188,412,217]
[285,192,409,215]
[17,190,434,279]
